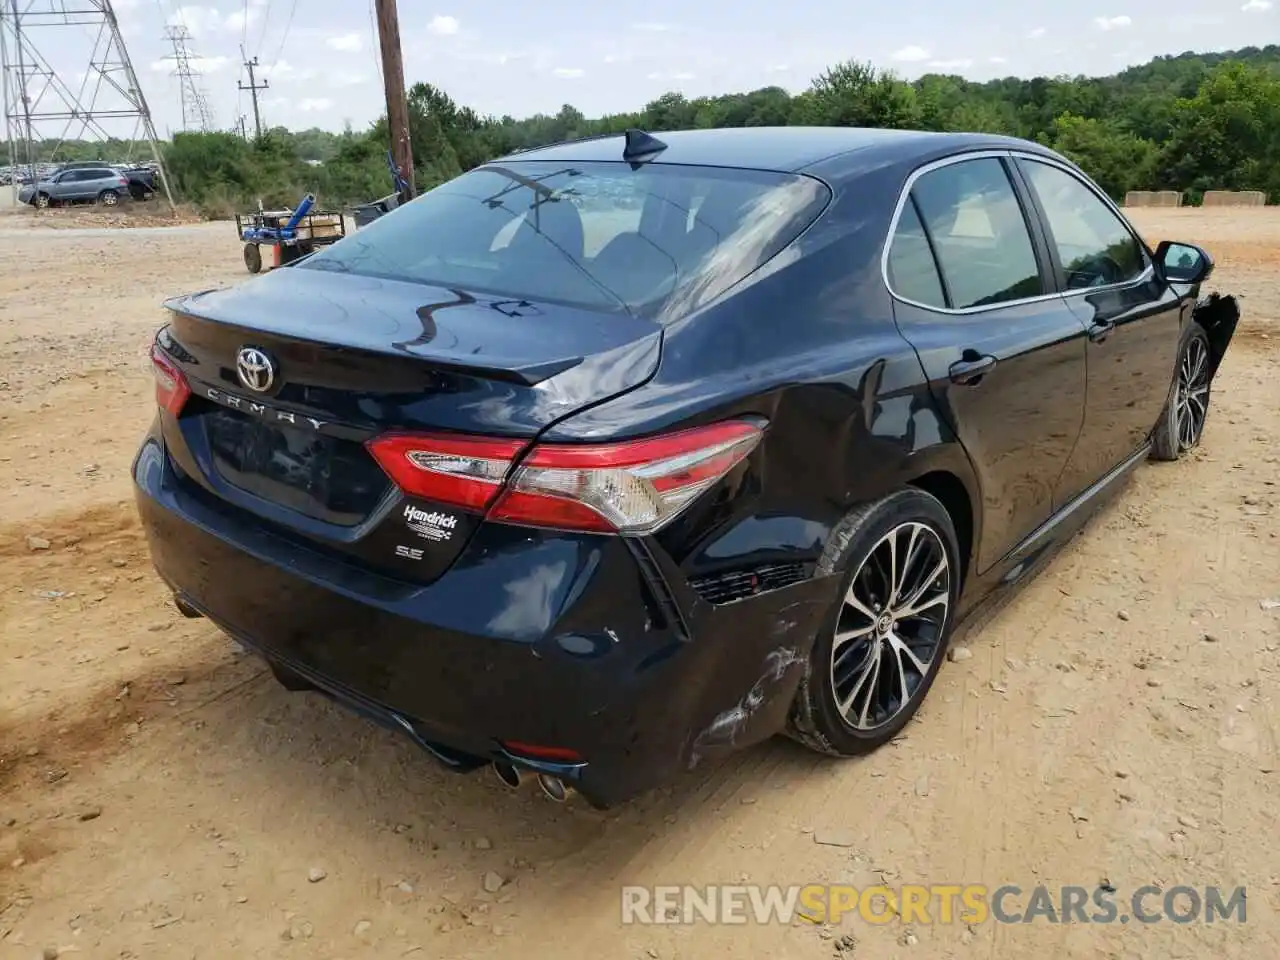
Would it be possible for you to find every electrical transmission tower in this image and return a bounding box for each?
[0,0,174,207]
[163,25,214,132]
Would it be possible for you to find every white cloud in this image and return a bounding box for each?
[259,59,295,79]
[989,55,1009,64]
[328,71,372,88]
[167,5,218,35]
[326,32,362,52]
[428,15,459,35]
[223,7,259,32]
[190,55,230,74]
[891,45,931,63]
[551,67,585,78]
[167,4,262,36]
[1028,27,1048,38]
[766,64,790,73]
[928,58,975,69]
[1094,15,1133,30]
[299,98,334,112]
[630,22,673,32]
[646,70,697,81]
[1242,0,1272,10]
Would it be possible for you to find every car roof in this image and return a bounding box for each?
[492,126,1059,177]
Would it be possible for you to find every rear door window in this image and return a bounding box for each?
[887,201,947,309]
[907,158,1044,310]
[303,161,831,319]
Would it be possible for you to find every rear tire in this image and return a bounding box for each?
[98,189,120,207]
[787,489,960,756]
[1151,326,1212,461]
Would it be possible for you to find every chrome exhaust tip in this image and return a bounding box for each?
[492,761,522,790]
[536,773,569,803]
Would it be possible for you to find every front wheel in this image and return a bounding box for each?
[243,243,263,274]
[1151,326,1212,461]
[34,192,51,209]
[788,489,960,756]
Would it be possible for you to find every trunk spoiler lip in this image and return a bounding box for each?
[162,292,591,387]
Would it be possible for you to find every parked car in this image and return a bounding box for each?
[18,166,131,208]
[135,127,1238,808]
[123,167,157,201]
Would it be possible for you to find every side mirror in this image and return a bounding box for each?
[1154,240,1214,285]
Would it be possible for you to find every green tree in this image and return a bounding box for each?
[1158,62,1280,199]
[799,60,923,129]
[1049,113,1158,199]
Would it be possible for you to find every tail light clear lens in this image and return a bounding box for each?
[150,343,191,416]
[366,421,763,534]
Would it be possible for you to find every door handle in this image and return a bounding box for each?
[1088,319,1116,343]
[948,354,998,386]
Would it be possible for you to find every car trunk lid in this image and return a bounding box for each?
[158,267,661,582]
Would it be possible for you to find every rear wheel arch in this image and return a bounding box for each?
[907,470,975,588]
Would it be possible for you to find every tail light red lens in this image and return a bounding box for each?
[366,433,525,511]
[150,343,191,416]
[366,420,763,534]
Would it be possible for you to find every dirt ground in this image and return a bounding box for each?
[1,205,1278,959]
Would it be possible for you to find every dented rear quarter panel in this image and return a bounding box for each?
[544,153,986,765]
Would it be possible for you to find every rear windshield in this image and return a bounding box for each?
[303,160,830,319]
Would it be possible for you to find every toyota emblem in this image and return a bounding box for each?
[235,346,276,393]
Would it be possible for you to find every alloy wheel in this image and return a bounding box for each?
[1175,336,1210,451]
[830,521,952,731]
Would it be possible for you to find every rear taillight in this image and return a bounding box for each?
[364,433,523,511]
[150,343,191,416]
[366,421,763,534]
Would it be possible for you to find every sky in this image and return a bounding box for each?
[10,0,1279,139]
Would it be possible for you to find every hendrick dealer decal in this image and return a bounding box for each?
[403,504,458,543]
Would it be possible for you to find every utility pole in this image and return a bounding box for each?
[238,52,267,139]
[373,0,414,201]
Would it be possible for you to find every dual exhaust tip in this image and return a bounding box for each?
[492,761,570,803]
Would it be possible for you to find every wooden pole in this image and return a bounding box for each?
[373,0,415,201]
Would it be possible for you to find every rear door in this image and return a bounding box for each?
[1013,157,1183,505]
[887,154,1089,573]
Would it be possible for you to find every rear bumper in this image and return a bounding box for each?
[133,430,835,807]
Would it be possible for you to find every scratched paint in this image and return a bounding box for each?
[688,646,808,770]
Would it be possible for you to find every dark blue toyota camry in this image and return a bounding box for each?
[136,126,1235,807]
